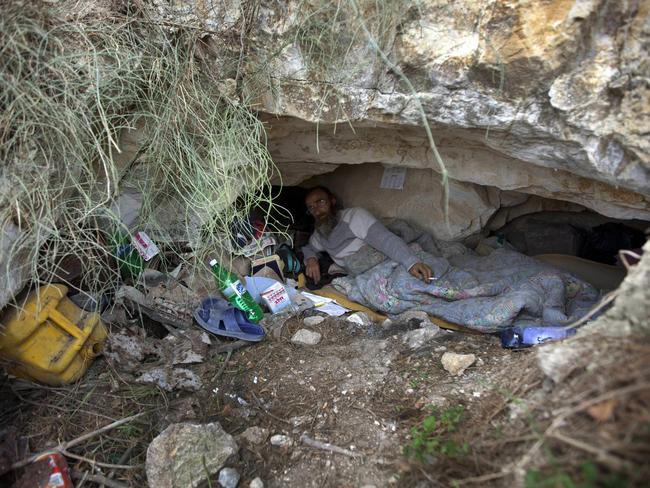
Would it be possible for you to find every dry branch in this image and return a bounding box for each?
[300,434,362,458]
[10,412,146,470]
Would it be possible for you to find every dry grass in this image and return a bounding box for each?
[0,0,277,307]
[398,335,650,487]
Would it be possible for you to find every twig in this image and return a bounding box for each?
[564,382,650,417]
[211,349,233,382]
[71,469,129,488]
[11,412,147,470]
[618,249,641,270]
[453,471,509,485]
[565,290,617,329]
[549,431,632,472]
[300,434,362,458]
[250,391,290,425]
[59,449,139,470]
[63,412,147,451]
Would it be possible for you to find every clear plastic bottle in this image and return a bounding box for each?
[209,259,264,322]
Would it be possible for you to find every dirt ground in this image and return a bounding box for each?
[1,308,649,487]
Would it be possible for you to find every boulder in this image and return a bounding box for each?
[146,422,238,488]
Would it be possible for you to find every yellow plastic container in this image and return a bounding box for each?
[0,284,107,385]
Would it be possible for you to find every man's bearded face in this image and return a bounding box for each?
[306,190,337,236]
[315,212,337,236]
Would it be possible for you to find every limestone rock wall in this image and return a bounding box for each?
[243,0,650,226]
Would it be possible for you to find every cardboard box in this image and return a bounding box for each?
[260,282,292,314]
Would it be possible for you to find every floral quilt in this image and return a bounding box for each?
[332,246,600,333]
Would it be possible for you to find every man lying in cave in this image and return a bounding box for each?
[301,186,433,285]
[300,185,599,333]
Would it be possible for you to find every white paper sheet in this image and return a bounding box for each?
[301,291,334,306]
[380,166,407,190]
[316,302,349,317]
[300,291,349,316]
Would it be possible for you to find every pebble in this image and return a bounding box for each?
[303,316,325,326]
[250,478,264,488]
[346,312,372,326]
[291,329,322,345]
[441,352,477,376]
[239,426,268,445]
[270,434,293,447]
[218,467,240,488]
[402,325,440,349]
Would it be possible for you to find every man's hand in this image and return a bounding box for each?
[305,257,321,284]
[409,262,432,282]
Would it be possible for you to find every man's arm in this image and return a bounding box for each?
[349,208,432,281]
[301,235,324,283]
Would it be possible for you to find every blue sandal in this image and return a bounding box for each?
[194,297,265,342]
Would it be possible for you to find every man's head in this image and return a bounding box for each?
[305,186,337,235]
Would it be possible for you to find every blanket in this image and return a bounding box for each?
[332,243,600,333]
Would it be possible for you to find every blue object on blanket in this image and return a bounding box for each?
[500,325,576,349]
[194,297,265,342]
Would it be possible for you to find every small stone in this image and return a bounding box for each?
[291,329,322,345]
[270,434,293,447]
[303,316,325,326]
[137,367,202,392]
[250,478,264,488]
[346,312,372,326]
[425,394,449,408]
[289,415,311,427]
[239,426,268,445]
[402,325,440,349]
[441,352,476,376]
[218,467,240,488]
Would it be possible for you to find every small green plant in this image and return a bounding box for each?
[403,405,469,461]
[116,423,142,439]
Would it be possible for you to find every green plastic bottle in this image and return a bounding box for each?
[209,259,264,323]
[110,231,144,282]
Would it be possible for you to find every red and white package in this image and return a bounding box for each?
[260,282,292,314]
[132,231,160,261]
